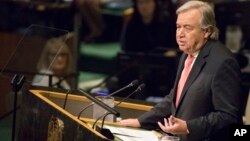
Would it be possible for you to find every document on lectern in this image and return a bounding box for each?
[104,125,158,141]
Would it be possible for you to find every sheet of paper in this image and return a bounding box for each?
[104,125,158,141]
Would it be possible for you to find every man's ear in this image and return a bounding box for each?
[204,27,212,39]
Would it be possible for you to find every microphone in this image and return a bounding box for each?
[63,89,71,109]
[78,89,120,117]
[93,83,146,140]
[113,83,145,107]
[77,102,94,119]
[108,79,139,97]
[77,80,139,121]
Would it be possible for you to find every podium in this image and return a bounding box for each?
[17,87,153,141]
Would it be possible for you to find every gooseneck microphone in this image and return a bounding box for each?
[78,89,120,117]
[76,80,138,121]
[92,83,146,140]
[63,89,71,109]
[77,102,94,119]
[108,79,139,97]
[112,83,146,108]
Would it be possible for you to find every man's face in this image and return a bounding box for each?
[176,9,210,54]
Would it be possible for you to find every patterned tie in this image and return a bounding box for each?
[176,55,194,107]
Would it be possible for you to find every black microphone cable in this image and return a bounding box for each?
[63,89,71,109]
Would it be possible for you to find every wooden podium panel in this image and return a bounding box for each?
[18,88,108,141]
[18,87,153,141]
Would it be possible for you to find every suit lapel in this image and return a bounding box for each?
[175,40,213,112]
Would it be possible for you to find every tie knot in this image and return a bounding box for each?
[185,55,194,67]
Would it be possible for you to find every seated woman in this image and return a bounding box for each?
[32,38,73,89]
[121,0,176,53]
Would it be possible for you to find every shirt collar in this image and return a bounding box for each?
[189,51,199,58]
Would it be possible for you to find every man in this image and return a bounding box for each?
[120,1,242,141]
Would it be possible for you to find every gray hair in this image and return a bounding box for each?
[176,0,219,40]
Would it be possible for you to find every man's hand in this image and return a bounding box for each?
[157,115,189,135]
[119,118,141,128]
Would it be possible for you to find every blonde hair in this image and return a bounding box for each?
[37,38,73,75]
[176,0,219,40]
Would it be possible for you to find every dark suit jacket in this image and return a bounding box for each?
[138,40,242,141]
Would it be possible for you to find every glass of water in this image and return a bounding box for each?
[93,96,115,122]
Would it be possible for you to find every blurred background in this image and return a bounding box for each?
[0,0,250,140]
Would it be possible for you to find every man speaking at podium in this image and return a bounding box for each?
[120,1,242,141]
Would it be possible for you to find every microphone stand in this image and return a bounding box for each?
[63,89,71,109]
[77,103,94,125]
[92,112,115,140]
[10,74,25,141]
[97,113,115,140]
[77,103,94,119]
[48,74,53,87]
